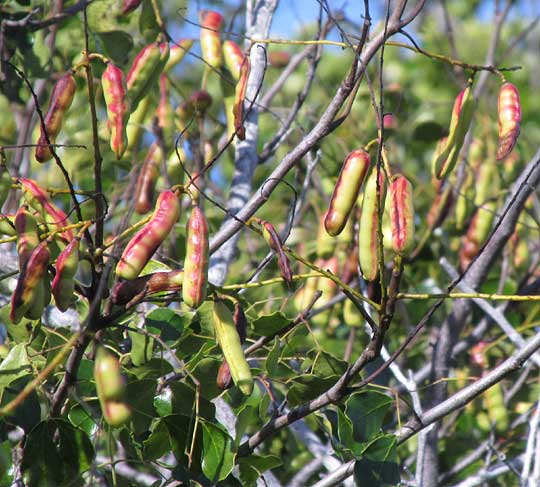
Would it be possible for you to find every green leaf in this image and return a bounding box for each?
[128,328,153,366]
[1,376,40,432]
[139,0,160,42]
[22,419,95,486]
[309,350,348,377]
[124,379,157,435]
[162,414,201,467]
[68,404,95,436]
[238,454,282,487]
[201,421,235,482]
[129,357,173,380]
[345,390,393,442]
[353,435,399,486]
[252,312,290,336]
[96,31,134,66]
[0,343,31,400]
[265,337,280,375]
[87,0,122,32]
[169,382,215,420]
[287,375,338,407]
[191,357,222,400]
[145,308,185,345]
[143,419,170,460]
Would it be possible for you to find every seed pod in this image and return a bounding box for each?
[311,256,339,327]
[455,167,474,230]
[432,85,475,179]
[426,184,453,230]
[260,220,293,286]
[358,169,387,282]
[10,240,50,324]
[325,149,370,237]
[175,100,195,136]
[212,300,253,395]
[200,10,223,70]
[0,163,12,208]
[268,51,291,68]
[163,39,194,72]
[233,57,250,140]
[19,177,73,241]
[111,270,184,305]
[127,42,170,112]
[474,161,500,207]
[102,62,130,160]
[51,236,80,312]
[15,205,40,269]
[233,301,248,343]
[117,190,180,280]
[389,175,415,256]
[94,346,126,401]
[121,0,142,14]
[216,360,233,390]
[223,40,244,81]
[190,90,213,114]
[157,75,174,151]
[167,148,187,186]
[343,298,363,327]
[126,95,151,154]
[317,212,336,259]
[220,74,236,138]
[103,401,132,427]
[459,201,497,271]
[35,72,77,163]
[134,143,163,214]
[496,83,521,160]
[182,205,209,308]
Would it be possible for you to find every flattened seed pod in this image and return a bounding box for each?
[389,175,415,256]
[111,270,184,305]
[51,237,80,312]
[94,346,126,401]
[325,149,370,236]
[213,300,253,395]
[496,82,521,160]
[134,143,163,214]
[182,205,209,308]
[35,72,77,163]
[117,190,180,280]
[358,169,387,282]
[261,220,293,285]
[216,360,233,390]
[163,39,194,72]
[233,57,250,140]
[15,205,40,269]
[200,10,223,70]
[102,62,130,160]
[223,40,244,82]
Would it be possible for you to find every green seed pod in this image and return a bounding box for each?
[220,72,236,138]
[459,201,497,271]
[163,38,194,72]
[157,75,175,152]
[127,42,170,112]
[111,270,184,305]
[496,83,521,160]
[455,167,474,230]
[102,62,130,160]
[432,84,475,179]
[51,236,80,312]
[103,401,132,428]
[389,174,415,256]
[474,161,500,207]
[182,205,209,309]
[10,240,50,324]
[310,256,339,327]
[126,95,151,154]
[213,300,253,395]
[358,169,387,282]
[19,177,73,241]
[35,72,77,163]
[94,346,126,401]
[223,40,244,82]
[325,149,371,237]
[316,212,336,259]
[343,298,363,327]
[117,190,180,280]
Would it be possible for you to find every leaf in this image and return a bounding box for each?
[264,337,280,375]
[128,328,153,366]
[201,421,235,482]
[353,435,399,486]
[124,379,157,435]
[139,0,160,42]
[287,375,339,407]
[345,390,393,442]
[86,0,122,32]
[309,350,348,377]
[145,307,186,345]
[22,419,95,486]
[1,376,40,432]
[191,357,222,400]
[169,382,215,420]
[129,358,173,380]
[238,454,282,487]
[96,31,134,66]
[252,312,291,336]
[0,343,31,400]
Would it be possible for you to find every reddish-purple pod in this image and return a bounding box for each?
[121,0,142,15]
[111,270,184,305]
[260,220,293,286]
[200,10,223,70]
[182,205,209,308]
[134,143,162,214]
[117,190,180,280]
[389,175,415,256]
[51,237,80,312]
[233,57,250,140]
[325,149,371,236]
[216,360,233,390]
[35,72,77,163]
[496,82,521,160]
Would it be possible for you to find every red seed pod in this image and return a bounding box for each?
[111,270,184,305]
[134,143,163,214]
[127,42,170,111]
[260,220,293,286]
[19,178,73,241]
[117,190,180,280]
[51,236,80,312]
[182,205,209,309]
[233,301,248,344]
[325,149,371,237]
[216,360,233,390]
[200,10,223,70]
[389,175,415,256]
[426,184,453,230]
[496,82,521,160]
[15,205,40,269]
[102,62,130,160]
[164,39,194,72]
[121,0,142,14]
[268,51,291,68]
[233,57,250,140]
[223,40,244,81]
[35,72,77,163]
[10,240,50,324]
